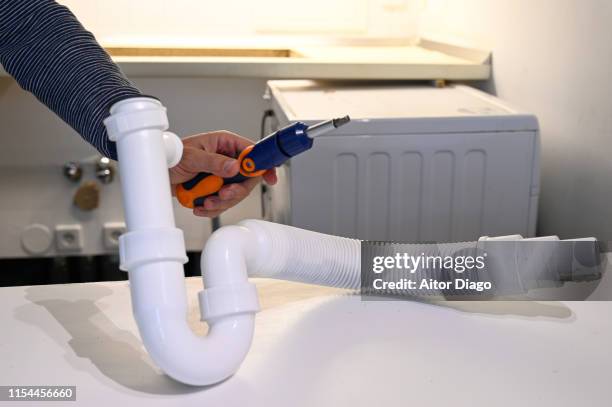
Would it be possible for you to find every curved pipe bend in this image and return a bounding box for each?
[129,226,259,386]
[130,218,359,386]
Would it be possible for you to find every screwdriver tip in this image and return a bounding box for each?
[332,115,351,128]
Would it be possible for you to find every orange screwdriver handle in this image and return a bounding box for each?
[176,173,225,209]
[175,145,265,209]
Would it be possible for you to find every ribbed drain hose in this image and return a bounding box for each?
[238,220,481,296]
[240,219,362,288]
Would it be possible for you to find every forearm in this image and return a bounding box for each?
[0,0,143,159]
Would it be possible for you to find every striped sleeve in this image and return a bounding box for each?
[0,0,144,160]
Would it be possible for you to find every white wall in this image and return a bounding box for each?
[421,0,612,241]
[0,76,266,257]
[134,77,268,227]
[58,0,422,44]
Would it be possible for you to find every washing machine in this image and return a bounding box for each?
[263,80,540,242]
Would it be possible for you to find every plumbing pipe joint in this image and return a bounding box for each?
[105,97,183,168]
[199,223,262,322]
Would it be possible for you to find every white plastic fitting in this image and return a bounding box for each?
[104,98,260,385]
[163,131,183,168]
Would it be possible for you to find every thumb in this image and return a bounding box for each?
[180,147,239,178]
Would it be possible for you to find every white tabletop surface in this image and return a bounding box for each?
[1,275,612,407]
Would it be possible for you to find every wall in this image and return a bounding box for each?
[58,0,422,44]
[133,76,268,227]
[421,0,612,241]
[0,76,267,257]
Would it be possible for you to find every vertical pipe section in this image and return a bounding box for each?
[108,98,175,230]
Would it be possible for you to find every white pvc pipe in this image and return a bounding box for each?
[104,98,260,385]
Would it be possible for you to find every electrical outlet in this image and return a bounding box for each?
[55,224,84,252]
[103,222,126,250]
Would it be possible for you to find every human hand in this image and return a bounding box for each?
[169,131,277,217]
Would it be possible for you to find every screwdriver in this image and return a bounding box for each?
[176,116,351,209]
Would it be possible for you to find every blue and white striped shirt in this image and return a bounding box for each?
[0,0,144,160]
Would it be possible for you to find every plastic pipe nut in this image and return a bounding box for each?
[198,282,260,321]
[104,98,168,142]
[118,227,188,271]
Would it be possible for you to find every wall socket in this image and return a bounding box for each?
[103,222,126,250]
[55,224,84,252]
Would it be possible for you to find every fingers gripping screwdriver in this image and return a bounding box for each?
[176,116,351,209]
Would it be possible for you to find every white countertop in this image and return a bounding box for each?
[1,277,611,407]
